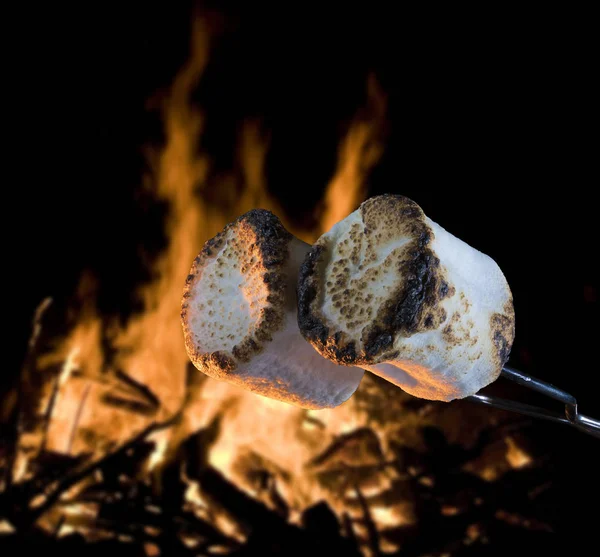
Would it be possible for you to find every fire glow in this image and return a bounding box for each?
[1,11,555,556]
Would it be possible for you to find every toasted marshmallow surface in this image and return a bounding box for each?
[297,195,514,401]
[182,209,364,409]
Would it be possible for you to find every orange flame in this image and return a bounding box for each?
[15,12,422,551]
[112,17,216,422]
[317,74,387,236]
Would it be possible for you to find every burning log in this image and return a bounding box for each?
[5,298,54,488]
[113,370,161,411]
[191,466,288,534]
[301,502,361,557]
[309,428,384,469]
[1,383,562,556]
[2,297,559,556]
[1,413,180,530]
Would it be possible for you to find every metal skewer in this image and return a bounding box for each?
[466,365,600,439]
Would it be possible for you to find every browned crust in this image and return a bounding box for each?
[297,194,448,366]
[181,209,292,377]
[489,299,515,375]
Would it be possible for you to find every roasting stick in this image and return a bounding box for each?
[466,365,600,439]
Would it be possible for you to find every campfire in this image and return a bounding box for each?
[2,5,595,555]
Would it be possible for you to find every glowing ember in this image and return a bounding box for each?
[184,477,206,508]
[147,434,170,471]
[29,493,47,509]
[11,451,29,484]
[57,524,77,538]
[441,505,461,516]
[62,502,98,518]
[213,512,247,543]
[0,520,15,534]
[181,535,200,548]
[480,466,500,482]
[505,436,532,468]
[144,542,161,556]
[370,503,414,527]
[380,539,401,553]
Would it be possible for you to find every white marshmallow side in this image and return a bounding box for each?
[297,195,514,402]
[360,219,513,401]
[183,211,364,409]
[232,308,365,409]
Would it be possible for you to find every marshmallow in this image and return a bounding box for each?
[182,209,364,409]
[297,195,514,401]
